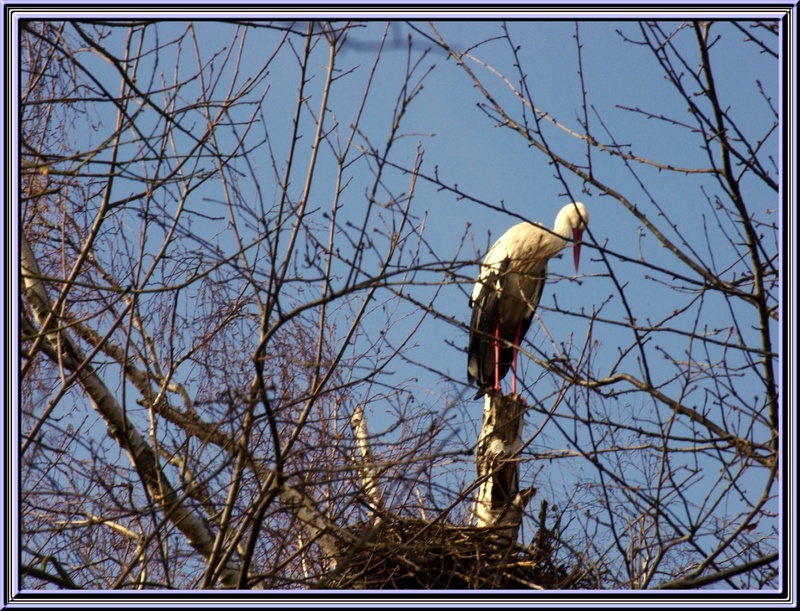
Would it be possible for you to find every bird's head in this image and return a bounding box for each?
[556,202,589,272]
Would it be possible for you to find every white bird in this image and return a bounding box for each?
[467,202,589,399]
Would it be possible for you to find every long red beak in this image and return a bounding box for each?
[573,228,583,272]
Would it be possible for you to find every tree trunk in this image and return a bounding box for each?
[472,392,535,544]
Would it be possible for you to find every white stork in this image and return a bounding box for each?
[467,202,589,399]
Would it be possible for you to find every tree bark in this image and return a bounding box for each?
[473,392,534,544]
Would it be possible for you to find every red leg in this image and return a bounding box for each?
[511,320,522,396]
[494,320,501,392]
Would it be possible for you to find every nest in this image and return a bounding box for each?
[325,511,591,590]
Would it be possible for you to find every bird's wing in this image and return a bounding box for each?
[467,256,510,386]
[513,262,547,347]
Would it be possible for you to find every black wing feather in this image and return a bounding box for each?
[468,257,514,398]
[467,258,547,399]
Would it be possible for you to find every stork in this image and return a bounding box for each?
[467,202,589,399]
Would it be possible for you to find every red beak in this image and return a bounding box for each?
[573,228,583,272]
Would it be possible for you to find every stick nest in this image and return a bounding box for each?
[326,510,591,590]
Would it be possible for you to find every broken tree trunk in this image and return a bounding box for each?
[472,392,535,544]
[350,405,385,527]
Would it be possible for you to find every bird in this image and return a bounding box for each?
[467,202,589,399]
